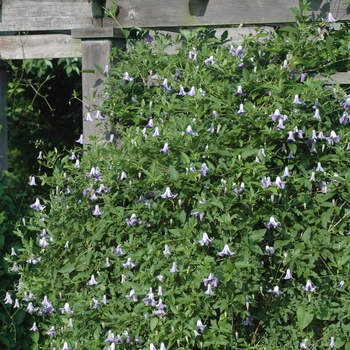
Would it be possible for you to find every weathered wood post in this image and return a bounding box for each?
[0,61,7,172]
[72,28,125,143]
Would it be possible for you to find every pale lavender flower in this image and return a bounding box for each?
[312,108,321,119]
[199,232,213,246]
[10,247,17,256]
[37,151,43,159]
[94,110,104,120]
[204,284,215,295]
[74,159,80,169]
[282,59,288,69]
[203,273,219,287]
[75,134,85,144]
[265,245,274,256]
[268,285,283,297]
[159,343,167,350]
[121,274,127,283]
[235,85,245,96]
[145,118,154,128]
[282,166,292,177]
[300,72,308,82]
[187,86,196,96]
[326,130,340,145]
[339,112,350,124]
[269,109,283,122]
[199,163,210,176]
[218,244,234,257]
[161,79,171,91]
[68,318,73,327]
[64,241,69,249]
[157,274,164,282]
[185,125,196,135]
[242,316,254,326]
[101,295,108,305]
[122,72,133,82]
[26,254,41,264]
[88,274,98,285]
[84,112,94,122]
[230,45,244,57]
[286,131,296,141]
[120,171,128,180]
[329,337,335,348]
[30,198,45,211]
[291,94,302,104]
[196,320,206,333]
[336,280,344,288]
[169,261,179,273]
[125,214,141,226]
[105,257,111,267]
[177,85,186,96]
[163,244,171,255]
[143,288,155,305]
[122,258,137,269]
[275,176,286,189]
[28,176,37,186]
[325,13,336,22]
[309,172,316,181]
[39,237,49,248]
[204,55,216,66]
[96,184,110,194]
[30,322,38,331]
[125,289,138,302]
[261,176,272,189]
[113,245,125,256]
[46,326,56,336]
[188,49,197,61]
[237,103,247,114]
[160,186,178,199]
[340,97,350,109]
[233,182,245,194]
[160,142,171,153]
[4,292,13,305]
[61,342,72,350]
[88,167,102,179]
[25,302,39,314]
[152,127,162,137]
[157,286,163,296]
[92,204,103,216]
[11,263,20,272]
[60,302,73,315]
[276,118,285,130]
[207,123,215,133]
[194,329,201,337]
[302,279,316,292]
[264,216,281,229]
[150,344,157,350]
[283,269,294,280]
[315,162,324,172]
[299,340,308,349]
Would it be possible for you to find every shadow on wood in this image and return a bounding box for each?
[189,0,209,17]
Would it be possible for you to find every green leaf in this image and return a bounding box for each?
[94,63,104,74]
[169,165,179,181]
[242,68,250,83]
[150,317,158,331]
[326,36,334,51]
[297,305,314,330]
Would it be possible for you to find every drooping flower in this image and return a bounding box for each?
[125,214,142,226]
[329,337,335,348]
[264,216,281,229]
[30,198,45,211]
[336,280,345,288]
[28,176,37,186]
[312,108,321,119]
[203,273,219,287]
[302,279,316,292]
[269,109,283,122]
[60,302,73,315]
[122,258,137,269]
[291,94,302,104]
[94,110,104,120]
[160,187,178,199]
[188,49,197,61]
[283,269,294,280]
[207,123,215,133]
[121,72,134,82]
[161,78,171,91]
[177,85,186,96]
[25,302,39,314]
[199,232,214,246]
[204,55,216,66]
[113,245,125,256]
[75,134,85,144]
[275,118,285,130]
[268,285,283,297]
[237,103,247,114]
[84,112,94,122]
[61,342,72,350]
[30,322,38,331]
[88,274,98,285]
[235,85,245,96]
[92,204,103,216]
[4,292,13,305]
[46,326,56,336]
[74,159,80,168]
[187,86,196,96]
[326,130,340,145]
[275,176,286,189]
[325,12,336,22]
[233,182,245,194]
[218,244,235,257]
[169,261,179,273]
[340,97,350,109]
[152,127,162,137]
[261,176,272,189]
[163,244,171,255]
[230,45,244,57]
[199,163,210,176]
[265,245,274,256]
[185,125,197,136]
[242,316,254,326]
[286,131,296,141]
[145,118,154,128]
[204,284,215,295]
[160,142,171,154]
[315,162,324,172]
[125,289,138,302]
[282,166,292,177]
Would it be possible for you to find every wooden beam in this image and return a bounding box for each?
[0,61,7,172]
[0,0,98,32]
[80,38,125,143]
[0,34,81,59]
[315,72,350,85]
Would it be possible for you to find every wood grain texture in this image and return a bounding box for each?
[108,0,350,28]
[0,34,81,59]
[0,0,98,31]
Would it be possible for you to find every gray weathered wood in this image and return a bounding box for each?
[0,0,98,32]
[0,61,7,172]
[0,34,81,59]
[81,38,125,143]
[315,72,350,85]
[72,27,124,39]
[107,0,350,28]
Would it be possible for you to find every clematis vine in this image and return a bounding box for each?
[160,187,178,199]
[30,198,45,211]
[218,244,234,257]
[199,232,214,246]
[264,216,281,229]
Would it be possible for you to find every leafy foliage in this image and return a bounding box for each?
[8,11,350,350]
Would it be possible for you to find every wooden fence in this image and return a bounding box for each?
[0,0,349,171]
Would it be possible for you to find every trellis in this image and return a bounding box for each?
[0,0,349,172]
